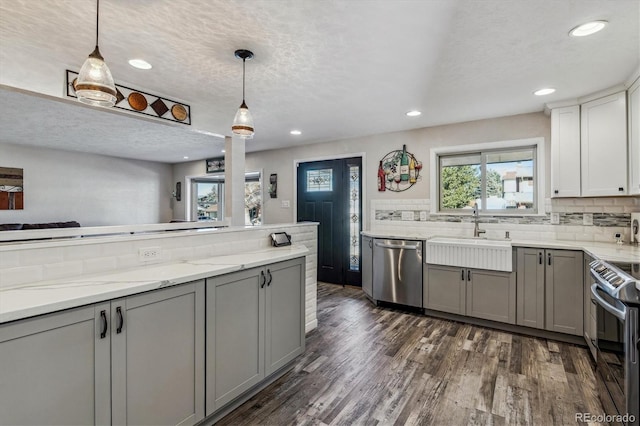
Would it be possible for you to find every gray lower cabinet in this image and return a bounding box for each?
[516,248,545,329]
[425,264,516,324]
[425,264,466,315]
[466,268,516,324]
[111,281,205,426]
[362,236,373,298]
[0,303,111,426]
[516,248,583,335]
[583,253,597,359]
[206,257,305,415]
[0,281,205,426]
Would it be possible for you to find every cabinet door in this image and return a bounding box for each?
[207,268,265,414]
[0,303,111,426]
[551,105,581,197]
[425,264,465,315]
[516,248,545,329]
[545,250,584,336]
[362,236,373,298]
[629,78,640,195]
[111,282,205,426]
[581,91,628,196]
[265,257,305,376]
[466,269,516,324]
[583,254,597,359]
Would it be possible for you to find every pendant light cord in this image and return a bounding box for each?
[242,58,246,102]
[96,0,100,47]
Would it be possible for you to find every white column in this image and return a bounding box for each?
[224,135,246,226]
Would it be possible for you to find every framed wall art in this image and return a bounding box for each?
[0,167,24,210]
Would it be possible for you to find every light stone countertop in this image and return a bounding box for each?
[361,231,640,263]
[0,245,308,324]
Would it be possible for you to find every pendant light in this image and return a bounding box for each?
[231,49,255,139]
[74,0,117,107]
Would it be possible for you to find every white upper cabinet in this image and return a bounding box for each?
[628,78,640,195]
[551,105,581,197]
[580,91,628,196]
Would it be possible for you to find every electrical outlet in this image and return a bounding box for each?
[402,211,414,221]
[583,213,593,226]
[139,247,161,262]
[419,211,428,221]
[281,200,290,208]
[550,213,560,225]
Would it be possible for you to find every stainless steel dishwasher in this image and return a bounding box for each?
[373,239,423,308]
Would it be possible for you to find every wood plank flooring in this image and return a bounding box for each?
[217,283,607,425]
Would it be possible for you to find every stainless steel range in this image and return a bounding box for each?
[589,259,640,425]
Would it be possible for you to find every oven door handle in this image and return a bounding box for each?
[591,284,626,321]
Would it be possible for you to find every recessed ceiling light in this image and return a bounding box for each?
[128,58,152,70]
[406,110,421,117]
[569,21,608,37]
[183,156,189,159]
[534,88,556,96]
[221,149,225,153]
[290,130,302,135]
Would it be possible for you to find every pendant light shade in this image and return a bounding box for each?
[75,0,116,107]
[231,49,255,139]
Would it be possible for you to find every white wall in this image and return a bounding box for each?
[241,112,550,225]
[172,161,204,221]
[1,143,173,226]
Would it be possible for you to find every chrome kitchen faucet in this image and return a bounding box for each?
[473,203,486,238]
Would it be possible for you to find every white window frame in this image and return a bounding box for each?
[186,170,263,224]
[430,137,545,216]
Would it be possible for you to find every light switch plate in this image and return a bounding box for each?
[583,213,593,226]
[419,211,428,221]
[281,200,290,208]
[550,213,560,225]
[402,211,414,221]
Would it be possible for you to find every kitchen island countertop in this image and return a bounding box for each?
[0,245,309,324]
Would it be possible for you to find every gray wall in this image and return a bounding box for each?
[243,111,550,224]
[1,143,173,226]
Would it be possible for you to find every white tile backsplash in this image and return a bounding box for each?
[371,197,639,243]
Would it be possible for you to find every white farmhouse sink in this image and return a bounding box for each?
[425,237,512,272]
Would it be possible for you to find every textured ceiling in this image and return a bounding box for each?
[0,0,639,163]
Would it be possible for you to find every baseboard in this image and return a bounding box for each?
[197,362,296,425]
[423,308,587,346]
[305,318,318,333]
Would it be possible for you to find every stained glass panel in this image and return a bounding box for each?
[349,165,360,271]
[306,169,333,192]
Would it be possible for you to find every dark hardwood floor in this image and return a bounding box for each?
[218,283,606,425]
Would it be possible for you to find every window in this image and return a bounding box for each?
[192,171,262,225]
[193,181,223,221]
[438,146,536,213]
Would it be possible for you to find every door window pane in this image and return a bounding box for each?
[306,169,333,192]
[349,165,360,271]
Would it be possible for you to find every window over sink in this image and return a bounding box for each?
[431,138,544,215]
